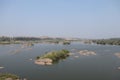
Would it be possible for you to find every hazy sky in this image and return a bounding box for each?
[0,0,120,39]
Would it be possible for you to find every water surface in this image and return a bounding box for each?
[0,43,120,80]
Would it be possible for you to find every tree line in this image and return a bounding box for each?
[92,38,120,45]
[0,36,65,42]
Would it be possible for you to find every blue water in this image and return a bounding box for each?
[0,42,120,80]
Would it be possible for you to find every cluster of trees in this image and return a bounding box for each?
[0,36,42,41]
[0,36,65,42]
[0,36,11,42]
[14,37,41,41]
[0,36,72,45]
[92,38,120,45]
[63,41,71,45]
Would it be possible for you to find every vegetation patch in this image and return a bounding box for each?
[63,41,71,45]
[35,49,70,65]
[92,39,120,45]
[0,73,19,80]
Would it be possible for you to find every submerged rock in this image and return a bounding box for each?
[71,49,76,51]
[115,53,120,58]
[35,61,45,65]
[69,53,75,56]
[74,56,79,58]
[79,50,96,56]
[46,62,52,65]
[0,66,4,69]
[29,59,32,61]
[118,67,120,69]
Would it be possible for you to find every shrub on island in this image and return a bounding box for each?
[35,49,70,65]
[0,73,19,80]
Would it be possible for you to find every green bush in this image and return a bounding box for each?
[0,73,19,80]
[63,41,71,45]
[36,49,70,62]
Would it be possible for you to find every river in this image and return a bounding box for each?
[0,42,120,80]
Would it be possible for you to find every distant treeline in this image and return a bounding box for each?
[0,36,65,42]
[92,38,120,45]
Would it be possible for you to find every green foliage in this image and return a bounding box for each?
[36,56,40,59]
[63,41,71,45]
[92,39,120,45]
[0,73,19,80]
[37,49,70,62]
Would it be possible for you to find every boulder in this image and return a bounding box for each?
[74,56,79,58]
[46,62,52,65]
[115,53,120,58]
[0,66,4,69]
[35,58,53,65]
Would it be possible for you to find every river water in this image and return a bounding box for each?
[0,42,120,80]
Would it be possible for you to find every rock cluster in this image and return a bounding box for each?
[35,58,53,65]
[115,53,120,58]
[118,67,120,70]
[79,50,96,56]
[0,66,4,69]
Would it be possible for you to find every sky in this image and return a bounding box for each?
[0,0,120,39]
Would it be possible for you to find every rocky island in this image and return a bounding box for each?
[0,73,26,80]
[35,49,70,65]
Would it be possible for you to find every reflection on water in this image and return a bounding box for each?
[0,42,120,80]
